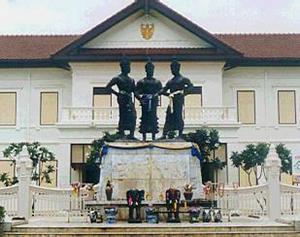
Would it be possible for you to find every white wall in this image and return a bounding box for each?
[224,67,300,185]
[0,68,72,187]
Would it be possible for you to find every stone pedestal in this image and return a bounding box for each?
[265,144,281,222]
[98,141,203,202]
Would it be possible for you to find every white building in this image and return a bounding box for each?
[0,0,299,188]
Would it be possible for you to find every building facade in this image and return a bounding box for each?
[0,0,299,188]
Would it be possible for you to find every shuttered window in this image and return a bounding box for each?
[237,90,256,124]
[71,144,91,164]
[40,92,58,125]
[278,90,296,124]
[185,86,202,107]
[39,160,57,188]
[0,92,16,125]
[93,87,111,108]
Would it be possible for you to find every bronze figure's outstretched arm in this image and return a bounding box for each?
[106,77,119,96]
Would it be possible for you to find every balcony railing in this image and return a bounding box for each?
[60,106,237,127]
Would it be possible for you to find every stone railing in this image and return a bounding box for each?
[30,185,74,217]
[30,185,95,217]
[280,184,300,216]
[216,184,268,217]
[60,106,237,126]
[0,185,18,217]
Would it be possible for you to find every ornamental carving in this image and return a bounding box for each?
[140,23,154,40]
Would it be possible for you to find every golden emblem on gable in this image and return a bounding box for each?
[140,23,155,40]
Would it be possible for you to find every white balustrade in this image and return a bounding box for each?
[60,106,237,126]
[30,185,89,217]
[31,185,86,218]
[216,184,268,217]
[0,185,18,217]
[280,184,300,216]
[30,185,73,217]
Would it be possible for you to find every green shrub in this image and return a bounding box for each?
[0,206,5,223]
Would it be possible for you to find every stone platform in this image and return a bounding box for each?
[98,141,203,202]
[3,217,298,237]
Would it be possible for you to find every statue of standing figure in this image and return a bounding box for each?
[136,60,162,141]
[106,58,136,139]
[162,59,193,138]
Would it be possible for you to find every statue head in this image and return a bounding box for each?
[120,58,131,75]
[145,59,154,79]
[170,58,181,76]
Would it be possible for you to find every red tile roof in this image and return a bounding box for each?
[0,34,300,60]
[0,35,78,60]
[215,34,300,58]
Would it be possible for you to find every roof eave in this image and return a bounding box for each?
[0,59,70,70]
[226,57,300,67]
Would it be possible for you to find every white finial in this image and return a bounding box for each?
[19,145,29,157]
[265,143,281,168]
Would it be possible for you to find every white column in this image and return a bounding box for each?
[16,146,33,220]
[265,144,281,221]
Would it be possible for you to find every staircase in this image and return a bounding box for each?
[3,224,300,237]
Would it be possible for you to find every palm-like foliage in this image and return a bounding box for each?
[230,143,292,186]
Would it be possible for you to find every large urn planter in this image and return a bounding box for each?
[183,191,193,201]
[0,206,11,233]
[183,184,194,201]
[0,221,12,232]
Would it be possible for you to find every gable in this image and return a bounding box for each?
[53,0,241,61]
[83,10,213,49]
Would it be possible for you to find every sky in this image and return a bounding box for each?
[0,0,299,35]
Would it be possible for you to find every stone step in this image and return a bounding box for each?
[3,231,300,237]
[9,225,296,233]
[4,225,298,237]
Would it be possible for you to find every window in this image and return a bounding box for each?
[278,90,296,124]
[70,144,99,184]
[237,90,256,124]
[0,160,15,187]
[209,143,227,163]
[185,86,202,107]
[71,144,91,164]
[0,92,16,125]
[93,87,111,108]
[40,92,58,125]
[39,160,57,188]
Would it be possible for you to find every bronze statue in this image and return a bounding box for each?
[107,59,136,139]
[136,60,162,141]
[162,59,193,138]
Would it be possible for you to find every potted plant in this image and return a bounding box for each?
[105,180,113,201]
[0,206,11,233]
[0,206,4,234]
[183,184,194,200]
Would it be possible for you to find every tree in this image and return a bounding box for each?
[230,143,292,186]
[276,143,292,175]
[1,142,55,186]
[88,132,120,164]
[184,128,226,183]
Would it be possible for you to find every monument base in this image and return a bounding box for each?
[98,141,203,202]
